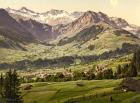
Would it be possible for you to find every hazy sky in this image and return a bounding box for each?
[0,0,140,25]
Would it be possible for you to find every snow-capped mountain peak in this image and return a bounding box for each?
[42,9,69,15]
[6,7,83,26]
[111,17,129,28]
[19,7,36,14]
[6,7,139,38]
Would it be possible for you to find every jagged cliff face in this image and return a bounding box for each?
[55,11,132,35]
[18,19,55,41]
[0,9,35,43]
[56,11,111,35]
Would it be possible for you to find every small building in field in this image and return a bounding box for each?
[121,77,140,92]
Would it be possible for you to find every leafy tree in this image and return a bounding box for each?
[96,72,103,80]
[85,70,95,80]
[55,72,64,79]
[73,71,85,80]
[44,75,55,82]
[102,69,113,79]
[55,72,65,82]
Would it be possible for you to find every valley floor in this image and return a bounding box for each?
[22,79,140,103]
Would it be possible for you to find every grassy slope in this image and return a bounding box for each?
[1,31,139,64]
[81,31,140,55]
[80,92,140,103]
[22,79,140,103]
[0,22,140,62]
[68,54,132,72]
[23,80,121,103]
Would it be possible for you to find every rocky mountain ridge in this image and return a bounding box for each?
[6,7,84,26]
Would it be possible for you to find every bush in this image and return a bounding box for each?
[73,71,85,80]
[88,45,95,50]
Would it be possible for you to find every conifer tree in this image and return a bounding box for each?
[3,69,23,103]
[0,74,4,103]
[129,62,138,77]
[115,65,122,78]
[132,49,140,71]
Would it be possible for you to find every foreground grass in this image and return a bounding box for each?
[80,92,140,103]
[22,79,140,103]
[23,80,121,103]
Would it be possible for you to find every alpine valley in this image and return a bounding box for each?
[1,6,140,103]
[0,7,139,69]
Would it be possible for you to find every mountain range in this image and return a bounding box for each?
[0,7,140,68]
[6,7,84,26]
[5,7,140,41]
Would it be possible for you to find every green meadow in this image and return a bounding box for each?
[22,79,140,103]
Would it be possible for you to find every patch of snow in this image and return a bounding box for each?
[6,7,83,25]
[123,26,133,31]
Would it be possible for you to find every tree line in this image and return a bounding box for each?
[21,68,114,83]
[22,49,140,83]
[114,49,140,79]
[0,49,140,103]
